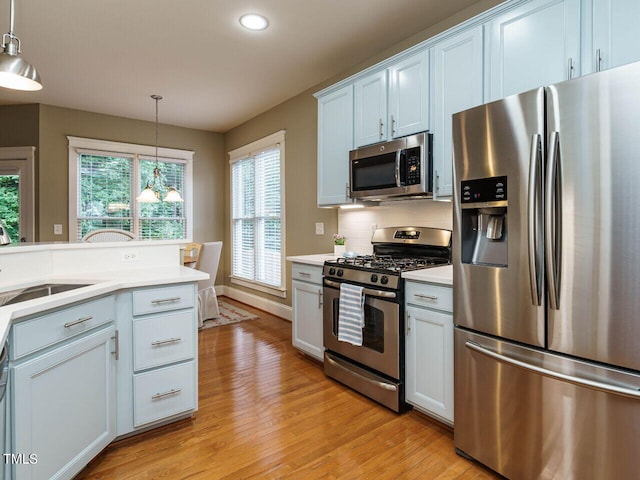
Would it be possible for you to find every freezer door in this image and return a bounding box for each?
[455,328,640,480]
[546,61,640,371]
[452,88,545,346]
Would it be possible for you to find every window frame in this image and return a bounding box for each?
[229,130,286,297]
[68,136,194,241]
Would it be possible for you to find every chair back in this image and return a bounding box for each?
[182,242,202,267]
[82,228,138,242]
[196,241,222,291]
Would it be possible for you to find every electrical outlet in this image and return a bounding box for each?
[53,224,63,235]
[315,222,324,235]
[371,223,378,234]
[121,250,139,262]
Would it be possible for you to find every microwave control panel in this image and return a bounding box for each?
[404,146,421,185]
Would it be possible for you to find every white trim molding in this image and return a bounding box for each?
[0,146,36,243]
[216,284,292,322]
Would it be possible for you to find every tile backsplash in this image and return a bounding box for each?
[337,199,453,254]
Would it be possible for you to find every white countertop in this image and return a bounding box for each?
[0,241,208,348]
[286,253,338,266]
[402,265,453,285]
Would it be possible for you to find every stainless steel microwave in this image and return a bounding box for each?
[349,132,432,201]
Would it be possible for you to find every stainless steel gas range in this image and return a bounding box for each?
[322,226,451,412]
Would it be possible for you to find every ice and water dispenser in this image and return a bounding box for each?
[459,176,508,267]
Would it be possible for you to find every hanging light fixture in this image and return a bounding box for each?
[0,0,42,91]
[137,94,184,203]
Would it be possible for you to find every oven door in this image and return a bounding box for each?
[323,280,400,379]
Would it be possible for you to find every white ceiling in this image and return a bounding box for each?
[0,0,482,132]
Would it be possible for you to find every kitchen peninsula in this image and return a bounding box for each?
[0,240,207,480]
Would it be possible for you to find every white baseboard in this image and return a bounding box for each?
[216,284,292,322]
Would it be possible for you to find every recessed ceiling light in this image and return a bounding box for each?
[239,13,269,31]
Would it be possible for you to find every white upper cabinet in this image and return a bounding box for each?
[317,85,354,206]
[591,0,640,72]
[432,26,484,198]
[389,50,430,139]
[354,70,388,147]
[354,50,429,148]
[485,0,581,101]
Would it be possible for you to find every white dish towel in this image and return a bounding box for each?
[338,283,365,346]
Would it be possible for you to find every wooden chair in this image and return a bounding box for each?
[81,228,137,242]
[182,242,202,268]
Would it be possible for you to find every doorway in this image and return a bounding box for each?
[0,147,35,243]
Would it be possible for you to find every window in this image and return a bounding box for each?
[229,130,285,296]
[68,137,193,241]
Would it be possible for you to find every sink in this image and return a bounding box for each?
[0,283,91,307]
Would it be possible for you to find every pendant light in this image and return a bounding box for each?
[137,94,184,203]
[0,0,42,91]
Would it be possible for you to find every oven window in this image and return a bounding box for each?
[332,298,385,353]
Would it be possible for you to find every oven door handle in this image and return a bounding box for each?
[326,354,398,392]
[324,279,397,299]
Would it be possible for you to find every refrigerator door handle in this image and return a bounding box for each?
[465,341,640,400]
[528,133,542,306]
[545,130,562,310]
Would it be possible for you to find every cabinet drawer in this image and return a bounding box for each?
[11,295,115,359]
[132,284,195,316]
[292,263,323,284]
[133,311,195,371]
[406,281,453,312]
[133,361,196,427]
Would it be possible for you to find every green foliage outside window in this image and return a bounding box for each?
[0,175,20,243]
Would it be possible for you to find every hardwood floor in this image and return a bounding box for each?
[77,298,498,479]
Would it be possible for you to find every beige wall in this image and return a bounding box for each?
[36,105,225,244]
[223,90,339,304]
[221,0,504,306]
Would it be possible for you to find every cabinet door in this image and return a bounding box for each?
[12,327,116,480]
[592,0,640,72]
[292,280,324,361]
[405,306,454,424]
[432,26,483,198]
[486,0,581,101]
[354,70,388,147]
[389,50,430,138]
[317,86,353,206]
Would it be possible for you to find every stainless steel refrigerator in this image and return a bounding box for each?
[452,61,640,480]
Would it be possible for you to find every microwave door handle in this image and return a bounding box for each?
[395,150,402,187]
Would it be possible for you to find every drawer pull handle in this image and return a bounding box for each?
[152,388,181,400]
[151,297,181,304]
[298,272,311,277]
[64,316,93,328]
[151,337,182,347]
[414,293,438,301]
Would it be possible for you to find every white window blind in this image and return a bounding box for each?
[138,158,187,239]
[69,136,194,242]
[231,139,283,291]
[77,154,133,239]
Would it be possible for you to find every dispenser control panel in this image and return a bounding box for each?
[461,176,507,203]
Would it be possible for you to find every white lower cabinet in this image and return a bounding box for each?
[405,281,454,425]
[291,263,324,361]
[117,283,198,436]
[11,325,116,480]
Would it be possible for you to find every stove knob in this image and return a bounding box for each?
[380,275,389,285]
[329,267,336,275]
[370,274,378,283]
[337,269,344,277]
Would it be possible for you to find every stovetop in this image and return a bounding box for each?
[327,254,450,273]
[323,226,452,290]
